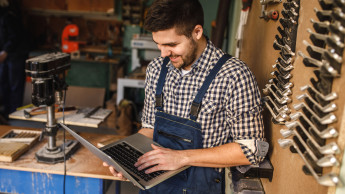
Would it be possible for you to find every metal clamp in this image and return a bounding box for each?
[290,112,338,139]
[300,85,337,102]
[285,121,340,155]
[293,102,337,125]
[297,93,337,113]
[279,127,339,167]
[278,138,342,187]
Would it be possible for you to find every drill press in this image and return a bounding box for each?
[25,52,79,163]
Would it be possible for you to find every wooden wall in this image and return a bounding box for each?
[240,1,344,193]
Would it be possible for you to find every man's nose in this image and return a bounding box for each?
[159,46,171,58]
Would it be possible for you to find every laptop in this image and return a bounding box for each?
[59,123,189,190]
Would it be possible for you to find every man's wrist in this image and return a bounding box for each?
[180,149,192,166]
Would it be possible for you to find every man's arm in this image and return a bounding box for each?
[138,128,154,139]
[135,127,251,173]
[135,141,250,174]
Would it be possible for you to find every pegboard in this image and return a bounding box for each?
[239,0,345,193]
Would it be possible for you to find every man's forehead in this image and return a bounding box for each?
[152,28,186,44]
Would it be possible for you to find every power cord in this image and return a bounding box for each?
[62,88,67,194]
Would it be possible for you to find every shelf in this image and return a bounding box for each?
[25,8,122,22]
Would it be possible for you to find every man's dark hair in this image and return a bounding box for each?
[144,0,204,38]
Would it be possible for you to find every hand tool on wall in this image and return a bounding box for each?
[269,77,293,90]
[311,19,330,34]
[265,95,291,113]
[263,96,290,124]
[310,66,335,96]
[290,112,338,139]
[298,51,340,77]
[332,7,345,26]
[318,0,335,10]
[271,81,292,96]
[280,51,294,63]
[281,7,298,21]
[304,40,343,63]
[293,102,337,125]
[300,84,334,107]
[297,93,337,113]
[300,84,338,102]
[307,28,344,54]
[259,0,281,21]
[279,126,339,167]
[273,60,294,72]
[285,121,340,155]
[263,84,292,105]
[314,8,332,22]
[276,56,293,69]
[283,1,299,10]
[278,138,342,186]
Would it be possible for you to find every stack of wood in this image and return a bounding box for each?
[0,129,41,162]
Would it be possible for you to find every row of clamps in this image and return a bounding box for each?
[279,0,344,187]
[263,0,301,124]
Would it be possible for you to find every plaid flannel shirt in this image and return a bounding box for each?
[141,40,265,165]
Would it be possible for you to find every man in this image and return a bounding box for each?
[104,0,267,193]
[0,0,28,119]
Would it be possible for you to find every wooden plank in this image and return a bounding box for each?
[0,125,124,181]
[0,142,29,162]
[9,107,112,128]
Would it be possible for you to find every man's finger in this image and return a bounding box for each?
[103,162,109,167]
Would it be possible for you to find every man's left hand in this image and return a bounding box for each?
[134,144,189,174]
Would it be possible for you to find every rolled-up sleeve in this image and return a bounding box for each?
[226,64,267,165]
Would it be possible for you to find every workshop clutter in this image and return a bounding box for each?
[106,95,140,136]
[21,1,123,55]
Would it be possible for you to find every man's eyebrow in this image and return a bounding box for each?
[152,39,178,46]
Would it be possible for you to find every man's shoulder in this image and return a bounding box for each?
[146,57,165,77]
[147,57,164,69]
[214,53,255,80]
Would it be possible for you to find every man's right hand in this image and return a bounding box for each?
[103,128,153,180]
[103,162,128,181]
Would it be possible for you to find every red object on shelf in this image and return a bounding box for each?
[61,24,80,53]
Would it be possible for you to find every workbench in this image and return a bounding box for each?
[0,125,126,193]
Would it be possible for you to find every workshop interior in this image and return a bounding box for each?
[0,0,345,193]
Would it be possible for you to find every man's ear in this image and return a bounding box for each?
[193,25,203,40]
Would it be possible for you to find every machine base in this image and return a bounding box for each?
[35,140,79,164]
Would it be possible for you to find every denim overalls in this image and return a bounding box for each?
[140,54,231,194]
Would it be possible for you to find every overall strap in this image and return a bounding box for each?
[155,57,170,111]
[190,54,232,120]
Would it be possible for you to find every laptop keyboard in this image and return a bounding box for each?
[103,142,166,181]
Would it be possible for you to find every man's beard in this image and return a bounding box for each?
[179,39,198,69]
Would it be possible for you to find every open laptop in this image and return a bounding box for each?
[59,123,189,190]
